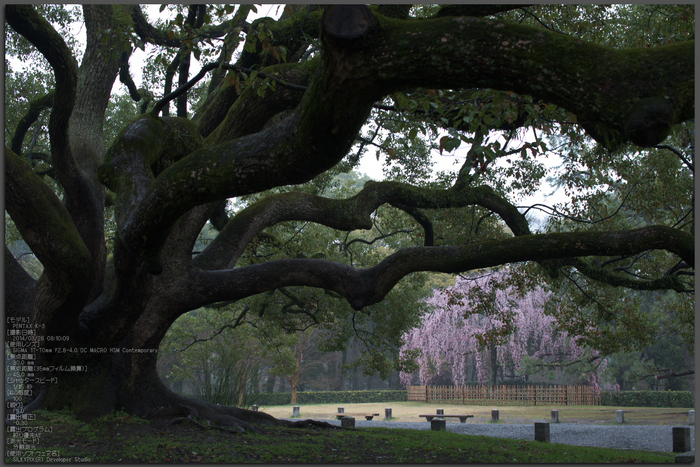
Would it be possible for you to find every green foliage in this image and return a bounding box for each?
[600,390,693,408]
[158,306,266,407]
[255,390,408,406]
[539,112,694,356]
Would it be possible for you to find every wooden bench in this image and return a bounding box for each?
[419,414,473,423]
[332,413,380,421]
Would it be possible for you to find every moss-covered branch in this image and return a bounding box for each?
[366,12,693,148]
[193,179,529,270]
[188,225,693,311]
[5,146,93,337]
[113,10,384,272]
[98,115,204,242]
[434,5,534,18]
[5,5,79,198]
[5,147,92,282]
[101,5,693,273]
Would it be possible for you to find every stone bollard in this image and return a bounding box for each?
[534,422,550,442]
[551,409,559,423]
[672,427,691,453]
[341,416,355,428]
[252,404,259,412]
[492,409,499,422]
[675,451,695,463]
[437,408,444,415]
[292,406,300,417]
[431,418,446,431]
[689,410,695,426]
[337,407,344,414]
[616,410,624,423]
[385,408,392,420]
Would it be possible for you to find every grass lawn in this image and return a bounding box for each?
[4,406,681,463]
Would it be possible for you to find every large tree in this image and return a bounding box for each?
[5,4,694,432]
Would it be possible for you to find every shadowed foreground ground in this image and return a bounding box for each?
[4,409,684,463]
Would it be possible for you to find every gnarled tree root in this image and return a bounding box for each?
[145,397,347,433]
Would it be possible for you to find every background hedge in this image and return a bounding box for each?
[252,390,407,406]
[600,390,693,408]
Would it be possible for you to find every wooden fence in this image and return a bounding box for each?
[407,384,600,406]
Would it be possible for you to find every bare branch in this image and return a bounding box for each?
[531,354,603,368]
[565,257,690,293]
[655,369,694,380]
[656,144,694,172]
[175,305,250,352]
[152,62,308,116]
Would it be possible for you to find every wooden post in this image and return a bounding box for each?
[533,385,537,406]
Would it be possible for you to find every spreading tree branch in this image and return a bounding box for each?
[11,92,53,156]
[187,225,693,312]
[104,6,693,273]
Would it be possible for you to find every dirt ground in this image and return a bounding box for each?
[258,401,694,425]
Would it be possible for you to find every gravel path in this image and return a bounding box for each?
[286,419,695,453]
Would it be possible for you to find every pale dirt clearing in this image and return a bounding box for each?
[255,401,693,425]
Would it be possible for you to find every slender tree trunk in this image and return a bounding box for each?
[489,345,498,386]
[265,373,276,393]
[290,372,299,405]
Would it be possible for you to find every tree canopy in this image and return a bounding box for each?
[4,4,694,431]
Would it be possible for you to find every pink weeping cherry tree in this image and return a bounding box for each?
[400,269,618,391]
